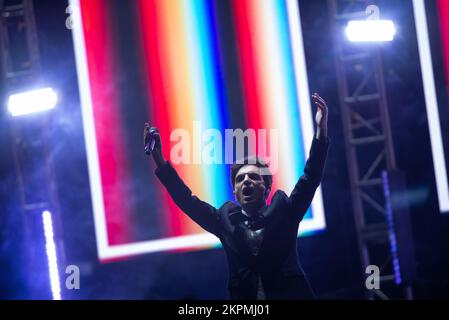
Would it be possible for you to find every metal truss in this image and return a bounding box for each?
[0,0,65,299]
[327,0,413,299]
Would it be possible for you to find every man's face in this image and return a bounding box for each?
[233,165,269,213]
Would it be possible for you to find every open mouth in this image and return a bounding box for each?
[242,187,254,197]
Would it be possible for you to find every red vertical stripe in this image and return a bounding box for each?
[137,0,182,237]
[81,0,131,244]
[231,0,263,131]
[438,0,449,90]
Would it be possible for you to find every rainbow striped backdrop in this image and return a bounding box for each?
[70,0,325,261]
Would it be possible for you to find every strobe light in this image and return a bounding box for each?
[8,88,58,117]
[345,20,396,42]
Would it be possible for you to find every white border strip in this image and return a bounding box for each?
[287,0,326,231]
[70,0,326,261]
[70,0,110,259]
[413,0,449,213]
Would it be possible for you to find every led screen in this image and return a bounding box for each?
[70,0,326,261]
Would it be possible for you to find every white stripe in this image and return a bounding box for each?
[69,0,110,259]
[413,0,449,213]
[287,0,327,229]
[42,211,62,300]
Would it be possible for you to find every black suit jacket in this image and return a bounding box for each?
[155,136,329,299]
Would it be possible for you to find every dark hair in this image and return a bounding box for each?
[230,156,273,190]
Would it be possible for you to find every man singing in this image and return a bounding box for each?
[144,93,329,299]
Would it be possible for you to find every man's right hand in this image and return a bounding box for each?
[144,123,165,168]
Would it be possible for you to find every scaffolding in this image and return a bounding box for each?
[328,0,414,299]
[0,0,65,299]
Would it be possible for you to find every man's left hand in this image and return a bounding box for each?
[312,93,328,139]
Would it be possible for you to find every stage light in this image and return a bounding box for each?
[345,20,396,42]
[8,88,58,117]
[42,210,62,300]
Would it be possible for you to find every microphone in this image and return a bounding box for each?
[144,127,157,155]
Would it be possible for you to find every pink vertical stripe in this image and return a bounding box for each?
[81,0,131,244]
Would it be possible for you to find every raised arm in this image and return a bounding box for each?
[144,124,221,236]
[289,93,329,222]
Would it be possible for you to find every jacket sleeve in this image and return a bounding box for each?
[289,136,329,223]
[155,161,221,237]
